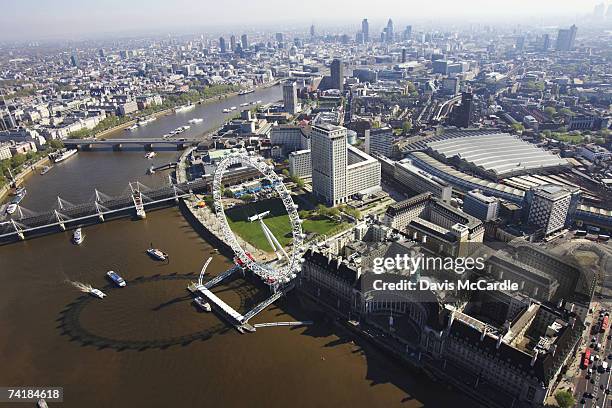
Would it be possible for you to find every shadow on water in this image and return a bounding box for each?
[56,273,231,351]
[257,294,477,408]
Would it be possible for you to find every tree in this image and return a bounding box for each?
[241,194,254,202]
[544,107,556,118]
[281,169,290,177]
[554,390,575,408]
[511,123,525,133]
[47,139,64,150]
[402,120,412,134]
[223,189,234,198]
[559,108,574,117]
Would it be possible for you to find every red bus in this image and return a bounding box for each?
[583,349,591,368]
[601,316,609,333]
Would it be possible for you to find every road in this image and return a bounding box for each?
[575,306,612,407]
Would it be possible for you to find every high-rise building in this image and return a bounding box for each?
[311,124,348,206]
[401,48,407,63]
[515,36,525,52]
[98,49,105,58]
[230,35,236,51]
[275,32,284,43]
[70,54,79,68]
[556,25,577,51]
[365,127,394,158]
[403,25,412,40]
[542,34,551,52]
[219,37,227,53]
[330,58,344,92]
[282,80,299,114]
[361,18,369,42]
[525,185,580,236]
[454,91,475,128]
[240,34,248,49]
[463,190,500,221]
[310,25,316,38]
[311,124,381,206]
[386,19,394,42]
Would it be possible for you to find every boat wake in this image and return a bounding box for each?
[66,280,93,293]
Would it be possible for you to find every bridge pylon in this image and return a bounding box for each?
[10,219,25,240]
[54,210,67,231]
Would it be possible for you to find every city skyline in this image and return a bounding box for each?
[0,0,608,41]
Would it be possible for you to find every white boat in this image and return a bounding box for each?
[222,108,230,113]
[127,124,139,131]
[138,117,156,126]
[89,287,106,299]
[107,270,126,287]
[72,228,84,245]
[40,166,52,175]
[256,100,262,103]
[175,104,195,113]
[145,152,156,159]
[147,247,168,261]
[52,149,78,163]
[194,296,212,312]
[6,203,17,215]
[230,106,237,111]
[238,89,255,95]
[188,118,204,124]
[240,103,249,107]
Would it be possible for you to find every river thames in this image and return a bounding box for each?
[0,85,473,407]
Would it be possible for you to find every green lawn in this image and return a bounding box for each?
[225,198,344,251]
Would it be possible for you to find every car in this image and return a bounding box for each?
[601,384,605,390]
[586,374,591,379]
[591,378,596,384]
[581,398,587,404]
[608,335,612,340]
[606,389,611,395]
[608,354,612,360]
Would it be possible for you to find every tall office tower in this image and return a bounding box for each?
[311,124,348,206]
[515,36,525,51]
[455,91,475,128]
[240,34,248,49]
[386,18,394,42]
[525,185,579,235]
[330,58,344,91]
[362,18,369,42]
[282,80,299,114]
[219,37,227,53]
[365,127,394,158]
[401,48,407,63]
[98,49,105,58]
[276,32,284,43]
[542,34,551,52]
[230,35,236,51]
[404,25,412,40]
[593,2,606,19]
[70,54,79,68]
[310,25,316,38]
[556,25,577,51]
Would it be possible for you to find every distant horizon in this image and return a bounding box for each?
[0,0,608,42]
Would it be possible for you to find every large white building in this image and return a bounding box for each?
[365,127,394,158]
[270,125,310,154]
[380,156,452,202]
[311,124,381,206]
[289,149,311,178]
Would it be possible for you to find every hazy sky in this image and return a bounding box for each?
[0,0,604,41]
